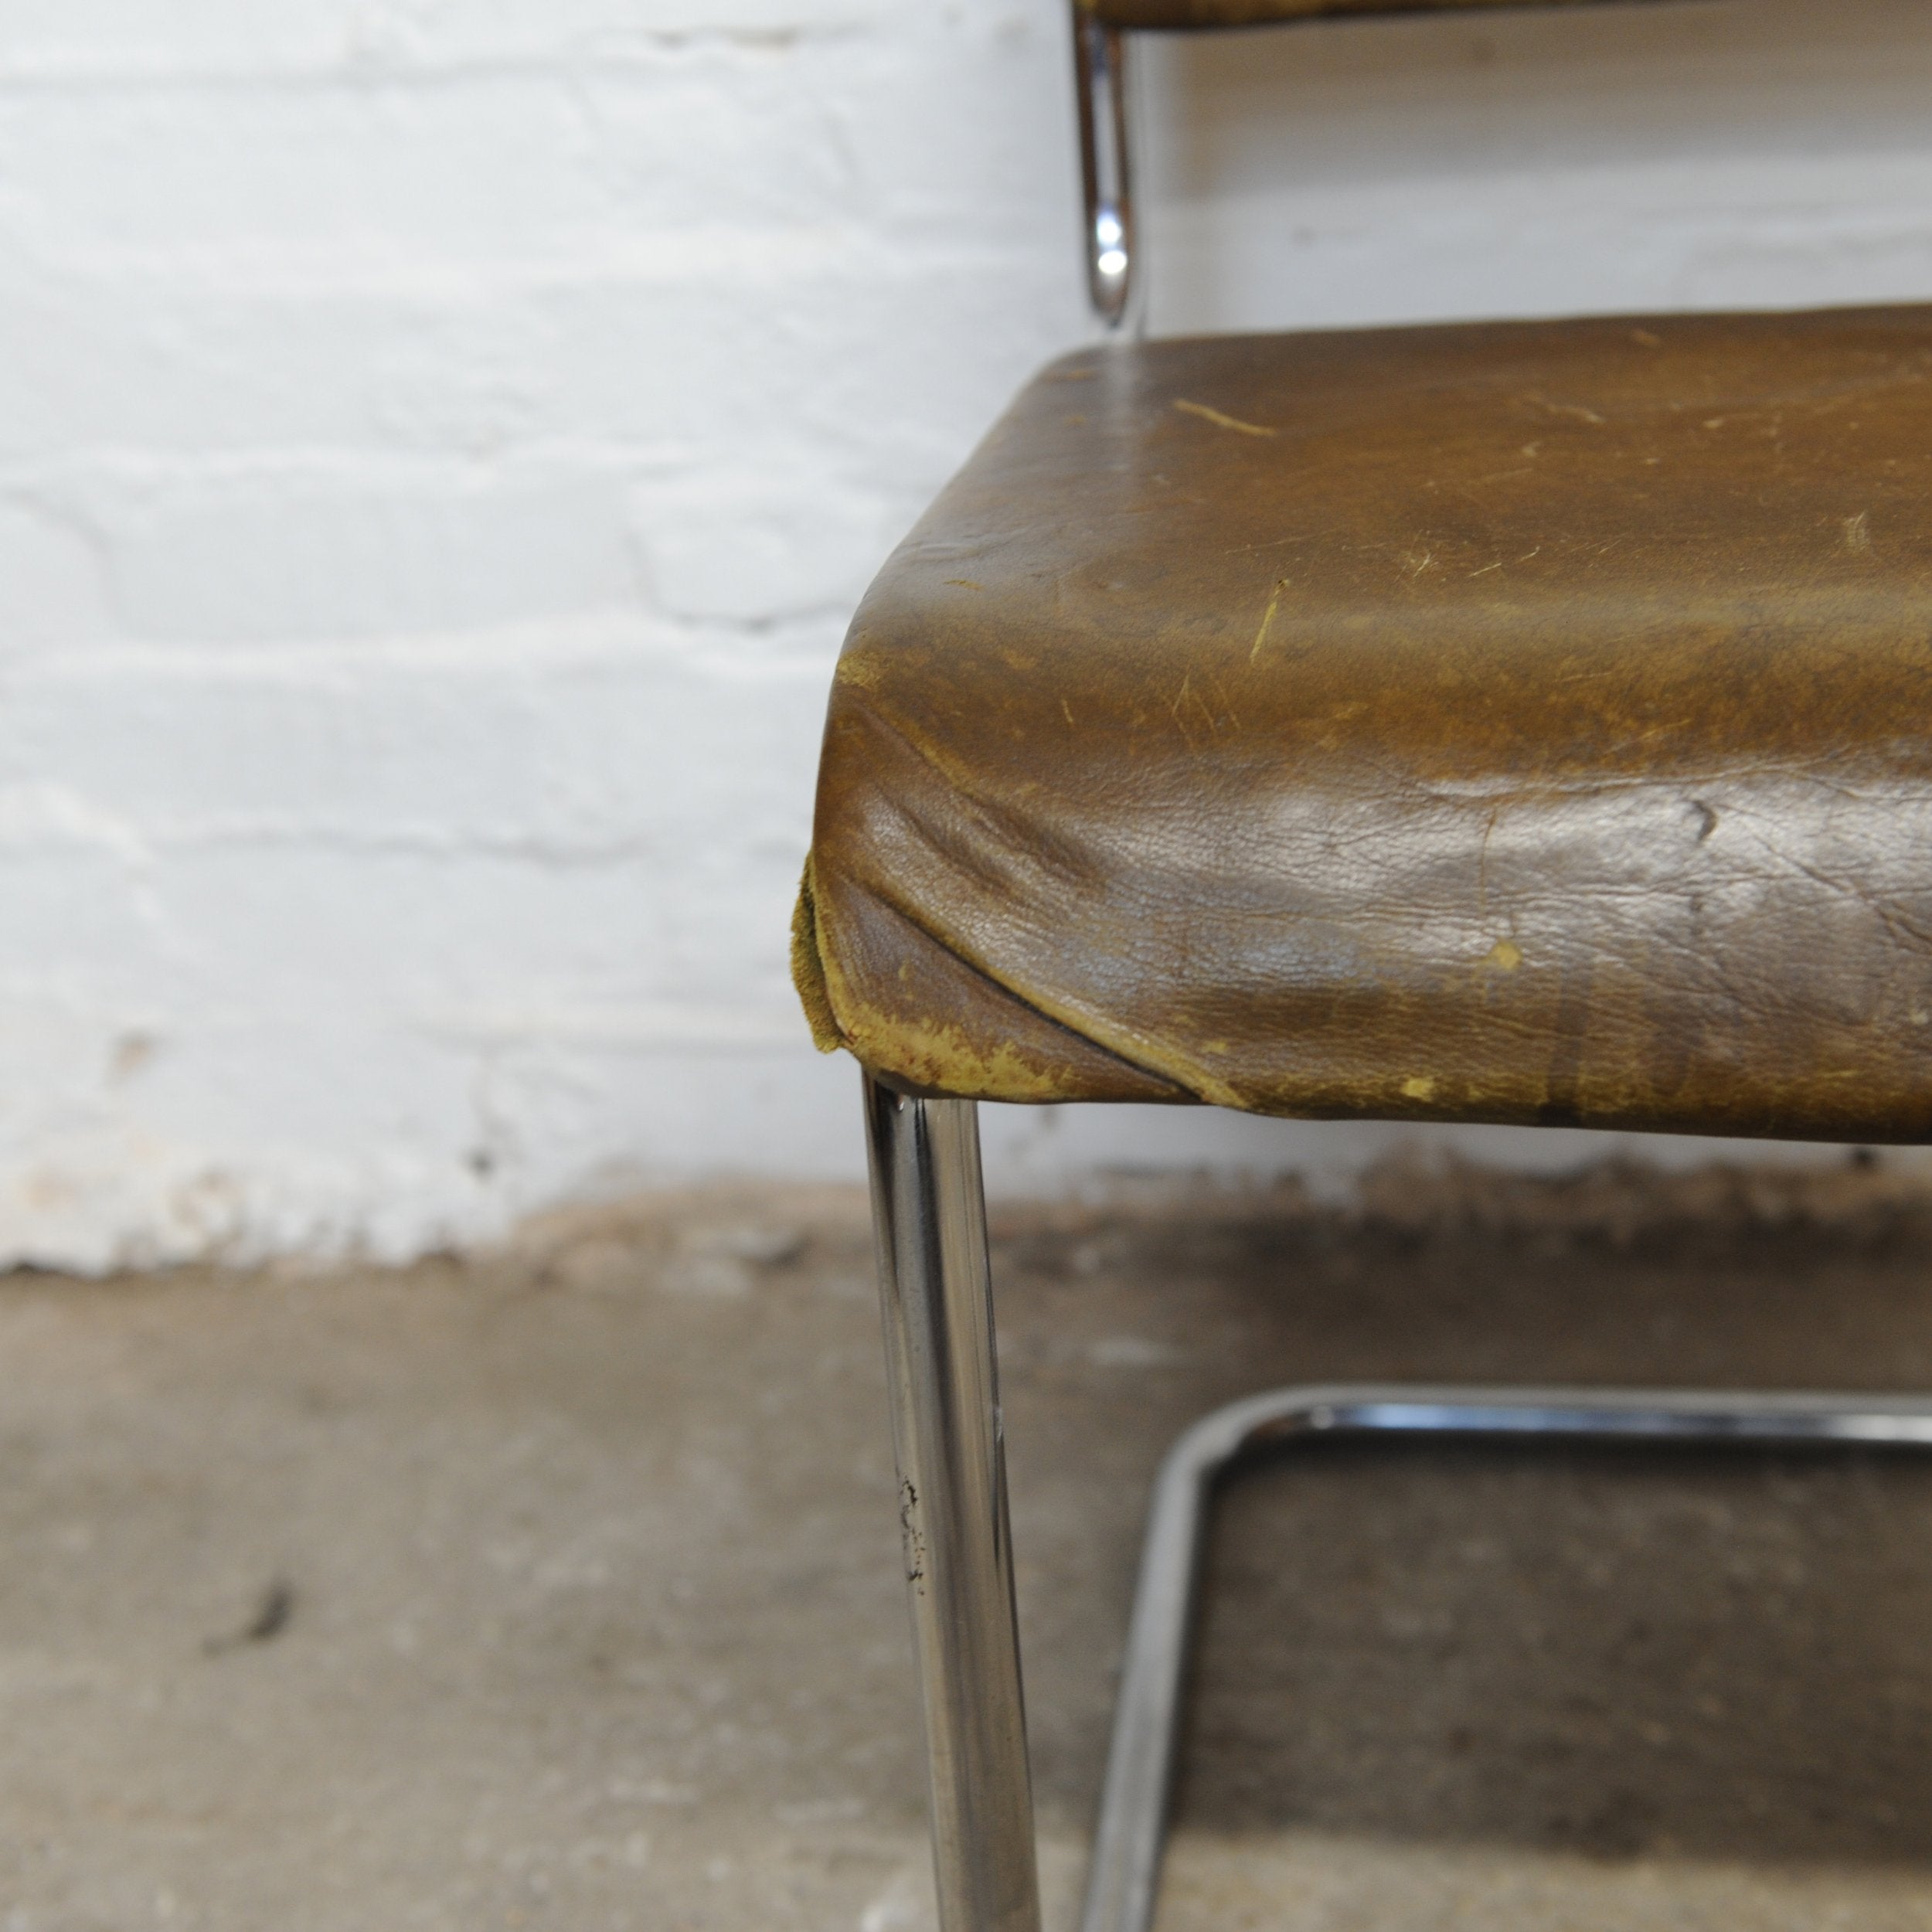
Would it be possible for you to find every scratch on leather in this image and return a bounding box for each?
[1174,398,1277,438]
[1250,580,1288,663]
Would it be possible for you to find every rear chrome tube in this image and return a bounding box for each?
[1079,1382,1932,1932]
[1075,7,1138,328]
[864,1076,1042,1932]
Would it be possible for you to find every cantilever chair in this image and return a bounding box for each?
[791,3,1932,1928]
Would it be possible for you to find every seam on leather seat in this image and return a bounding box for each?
[813,866,1194,1102]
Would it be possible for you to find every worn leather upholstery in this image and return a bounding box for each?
[794,307,1932,1140]
[1087,0,1648,30]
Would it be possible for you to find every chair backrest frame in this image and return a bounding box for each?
[1073,0,1679,328]
[1087,0,1654,27]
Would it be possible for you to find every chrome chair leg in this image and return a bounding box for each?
[1080,1384,1932,1932]
[864,1075,1042,1932]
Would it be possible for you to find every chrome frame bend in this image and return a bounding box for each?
[1075,8,1137,328]
[1079,1384,1932,1932]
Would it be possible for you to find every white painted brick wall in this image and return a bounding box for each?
[2,0,1930,1268]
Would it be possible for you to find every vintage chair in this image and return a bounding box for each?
[791,3,1932,1927]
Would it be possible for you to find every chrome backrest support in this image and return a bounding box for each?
[1076,10,1138,328]
[1073,0,1689,330]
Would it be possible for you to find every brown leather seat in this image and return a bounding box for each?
[794,304,1932,1142]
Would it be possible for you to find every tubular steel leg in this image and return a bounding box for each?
[864,1074,1042,1932]
[1079,1384,1932,1932]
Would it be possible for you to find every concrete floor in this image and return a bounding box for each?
[6,1156,1932,1929]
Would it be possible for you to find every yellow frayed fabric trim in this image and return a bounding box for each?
[790,857,845,1055]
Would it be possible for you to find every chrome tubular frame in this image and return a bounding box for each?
[864,1076,1042,1932]
[1074,7,1137,328]
[862,1077,1932,1932]
[1079,1383,1932,1932]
